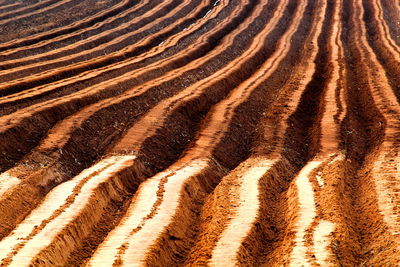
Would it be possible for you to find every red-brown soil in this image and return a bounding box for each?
[0,0,399,266]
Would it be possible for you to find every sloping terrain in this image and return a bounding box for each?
[0,0,399,266]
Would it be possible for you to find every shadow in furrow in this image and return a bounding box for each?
[362,0,400,101]
[0,0,201,91]
[0,0,271,253]
[61,0,298,264]
[0,0,253,173]
[0,0,241,114]
[0,0,140,53]
[239,0,334,265]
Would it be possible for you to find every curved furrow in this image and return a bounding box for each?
[1,0,399,266]
[0,0,251,175]
[330,0,400,264]
[0,0,82,26]
[361,0,400,104]
[0,0,291,265]
[193,0,332,265]
[371,0,400,56]
[0,1,24,13]
[262,3,337,265]
[3,0,262,253]
[379,0,400,46]
[0,1,120,44]
[287,1,345,265]
[206,0,350,265]
[0,155,137,267]
[178,0,313,265]
[0,0,218,107]
[303,3,349,265]
[109,0,288,155]
[0,0,154,59]
[27,1,227,151]
[89,0,304,264]
[0,0,64,22]
[0,0,230,202]
[0,3,217,100]
[0,0,250,236]
[355,0,400,259]
[0,0,193,84]
[0,0,182,66]
[0,0,140,53]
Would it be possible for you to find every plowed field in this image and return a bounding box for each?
[0,0,399,266]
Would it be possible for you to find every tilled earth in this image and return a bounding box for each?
[0,0,399,266]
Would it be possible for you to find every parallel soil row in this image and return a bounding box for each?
[0,0,399,266]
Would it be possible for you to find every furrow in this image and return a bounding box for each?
[0,1,23,13]
[204,0,313,265]
[0,0,80,26]
[379,0,400,45]
[22,0,226,152]
[111,0,289,152]
[226,0,341,265]
[0,0,193,85]
[288,1,345,264]
[0,0,285,262]
[2,0,399,266]
[0,0,154,60]
[0,0,138,53]
[182,0,327,265]
[0,0,250,174]
[333,0,400,264]
[289,161,322,266]
[362,0,400,102]
[0,155,136,266]
[89,0,296,264]
[0,0,119,44]
[93,0,294,265]
[0,0,65,22]
[355,0,400,256]
[372,0,400,56]
[0,0,217,106]
[0,0,251,239]
[305,2,348,265]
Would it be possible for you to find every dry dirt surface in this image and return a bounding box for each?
[0,0,399,266]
